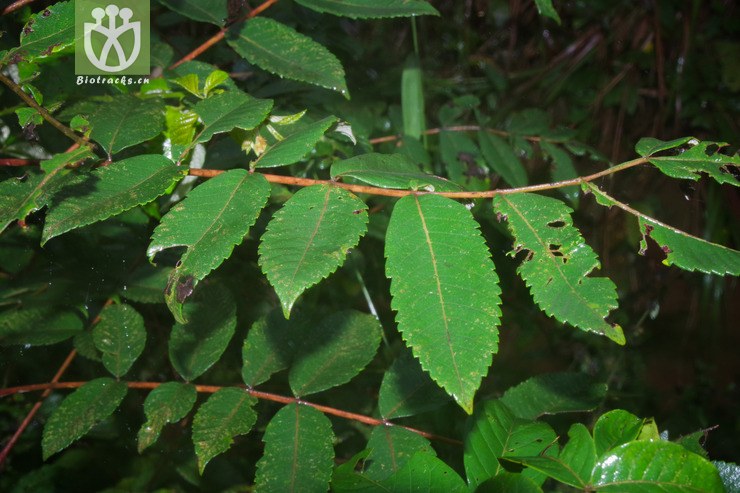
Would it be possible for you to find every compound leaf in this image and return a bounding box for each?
[192,387,257,474]
[194,90,273,144]
[42,378,127,460]
[386,194,501,413]
[159,0,228,26]
[493,193,623,344]
[254,116,338,168]
[92,303,146,378]
[646,140,740,187]
[259,185,368,316]
[148,170,270,321]
[42,155,183,244]
[255,403,334,493]
[88,95,165,157]
[294,0,439,18]
[227,18,348,97]
[138,382,197,453]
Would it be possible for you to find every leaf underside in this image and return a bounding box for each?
[138,382,197,453]
[254,116,338,168]
[92,303,146,378]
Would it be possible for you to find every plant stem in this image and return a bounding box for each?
[1,0,36,15]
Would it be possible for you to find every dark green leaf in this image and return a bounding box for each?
[254,403,334,492]
[331,153,462,192]
[479,132,527,187]
[533,0,561,24]
[364,427,433,481]
[92,303,146,377]
[592,440,724,492]
[0,306,83,346]
[3,1,75,64]
[227,18,348,96]
[386,194,501,413]
[475,473,543,492]
[259,185,368,316]
[382,453,466,492]
[493,193,624,344]
[439,130,479,182]
[540,140,579,204]
[169,283,236,381]
[192,388,257,474]
[254,116,338,168]
[42,155,183,244]
[634,136,696,157]
[148,170,270,321]
[88,95,165,156]
[121,264,170,303]
[158,0,228,26]
[294,0,439,18]
[138,382,197,453]
[593,410,643,457]
[42,378,128,459]
[289,310,381,397]
[194,90,273,144]
[378,350,450,419]
[464,400,557,488]
[402,57,425,139]
[500,372,606,419]
[646,140,740,187]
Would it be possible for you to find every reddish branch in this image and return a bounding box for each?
[0,381,461,446]
[1,0,35,15]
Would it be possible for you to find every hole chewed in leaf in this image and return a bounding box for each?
[547,220,566,228]
[704,143,720,156]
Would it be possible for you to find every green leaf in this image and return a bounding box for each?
[475,473,543,493]
[254,403,335,493]
[42,378,128,460]
[464,400,557,488]
[294,0,439,18]
[92,303,146,378]
[0,147,94,234]
[500,372,606,420]
[386,194,501,413]
[259,185,368,316]
[192,388,257,474]
[439,130,479,182]
[493,193,624,344]
[165,106,198,146]
[254,116,338,168]
[0,306,83,346]
[379,350,451,419]
[381,453,467,492]
[714,461,740,493]
[227,18,348,97]
[591,440,724,492]
[138,382,197,453]
[203,70,230,95]
[331,153,462,192]
[121,264,170,303]
[289,310,381,397]
[148,170,270,321]
[402,57,425,139]
[364,427,434,481]
[533,0,561,24]
[168,283,237,381]
[646,140,740,187]
[634,136,696,158]
[540,140,579,204]
[593,410,643,457]
[42,155,183,245]
[3,1,75,64]
[158,0,228,26]
[479,132,528,187]
[241,309,307,387]
[88,95,165,157]
[194,90,273,144]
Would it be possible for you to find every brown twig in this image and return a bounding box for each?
[0,381,461,446]
[1,0,36,15]
[0,158,38,166]
[189,157,647,199]
[168,0,280,70]
[368,125,552,145]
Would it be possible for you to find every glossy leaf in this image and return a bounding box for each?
[42,378,128,459]
[148,170,270,321]
[254,116,338,168]
[464,400,557,488]
[0,147,93,234]
[500,372,606,420]
[259,185,368,316]
[476,473,544,492]
[168,284,237,381]
[254,403,334,493]
[386,194,501,413]
[294,0,439,18]
[364,427,434,480]
[92,303,146,378]
[159,0,228,26]
[591,440,724,491]
[194,90,273,144]
[165,106,198,145]
[192,388,257,474]
[635,136,695,157]
[379,351,450,419]
[493,193,624,344]
[42,155,183,244]
[331,153,462,192]
[479,132,528,187]
[402,57,425,139]
[289,310,381,397]
[0,306,83,346]
[381,453,467,492]
[138,382,197,453]
[533,0,561,24]
[593,410,643,457]
[3,1,75,64]
[227,18,348,96]
[645,139,740,187]
[88,95,165,156]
